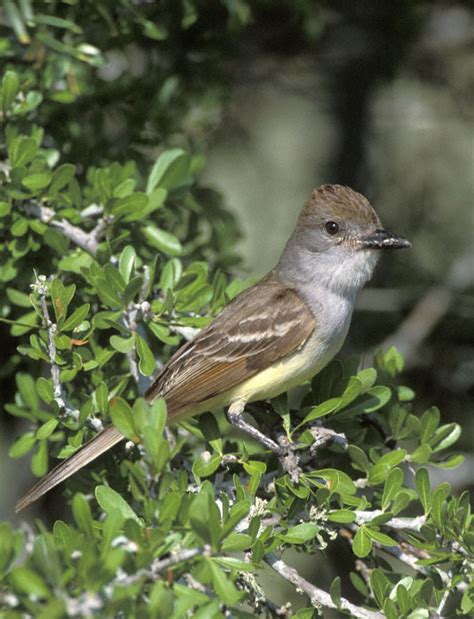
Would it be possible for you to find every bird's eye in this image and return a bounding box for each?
[325,221,339,235]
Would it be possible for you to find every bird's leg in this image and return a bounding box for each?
[227,400,281,452]
[226,400,301,482]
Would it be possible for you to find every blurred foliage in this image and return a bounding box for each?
[1,1,473,617]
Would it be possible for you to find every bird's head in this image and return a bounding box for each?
[279,184,410,294]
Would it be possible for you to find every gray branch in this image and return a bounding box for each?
[23,201,109,257]
[33,274,79,422]
[264,553,383,619]
[354,511,426,532]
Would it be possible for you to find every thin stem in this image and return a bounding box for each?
[264,552,383,619]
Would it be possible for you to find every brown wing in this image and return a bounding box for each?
[145,272,316,419]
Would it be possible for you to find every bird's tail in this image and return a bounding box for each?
[15,425,124,513]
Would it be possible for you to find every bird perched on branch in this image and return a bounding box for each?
[16,184,410,512]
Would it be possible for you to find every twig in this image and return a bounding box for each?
[32,274,79,422]
[354,511,426,532]
[23,202,109,257]
[264,552,383,619]
[115,546,210,587]
[150,546,209,576]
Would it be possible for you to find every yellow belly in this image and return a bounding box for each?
[172,328,344,421]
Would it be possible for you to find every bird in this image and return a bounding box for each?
[15,184,410,512]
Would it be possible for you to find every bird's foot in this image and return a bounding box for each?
[226,402,302,481]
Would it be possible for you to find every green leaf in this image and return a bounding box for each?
[110,334,135,353]
[113,192,149,220]
[135,334,156,376]
[95,383,109,415]
[44,229,69,254]
[48,164,75,195]
[32,14,83,33]
[370,568,390,607]
[419,406,440,443]
[11,567,50,599]
[119,245,136,284]
[340,385,392,417]
[409,444,432,464]
[36,419,59,440]
[431,423,461,452]
[113,178,136,198]
[95,485,142,524]
[207,559,242,606]
[300,397,340,425]
[221,499,251,538]
[220,532,252,552]
[189,484,221,548]
[22,172,52,192]
[329,576,341,608]
[279,522,319,544]
[17,372,39,410]
[391,491,412,514]
[62,303,90,331]
[337,376,363,410]
[6,287,31,308]
[327,509,355,523]
[352,526,372,558]
[193,453,222,478]
[146,398,167,435]
[10,136,38,167]
[31,440,48,476]
[432,454,464,469]
[51,279,75,321]
[8,432,36,458]
[381,467,404,511]
[110,397,135,440]
[142,224,183,256]
[147,148,191,193]
[72,493,94,535]
[347,444,371,472]
[0,201,11,217]
[122,276,143,305]
[364,527,398,547]
[2,70,20,113]
[368,449,407,485]
[415,468,431,513]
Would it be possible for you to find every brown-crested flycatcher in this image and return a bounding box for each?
[16,184,410,511]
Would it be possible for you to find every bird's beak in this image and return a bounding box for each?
[360,229,411,250]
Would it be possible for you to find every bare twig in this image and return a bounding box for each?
[23,202,109,257]
[354,511,426,532]
[115,546,210,587]
[150,546,209,576]
[264,552,383,619]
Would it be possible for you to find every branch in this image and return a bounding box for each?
[264,553,383,619]
[115,546,210,587]
[150,546,208,576]
[32,274,79,422]
[23,202,109,257]
[354,511,426,532]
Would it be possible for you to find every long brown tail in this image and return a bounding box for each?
[15,425,124,513]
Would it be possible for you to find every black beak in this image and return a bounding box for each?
[361,229,411,250]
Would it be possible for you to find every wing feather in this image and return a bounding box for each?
[145,273,316,417]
